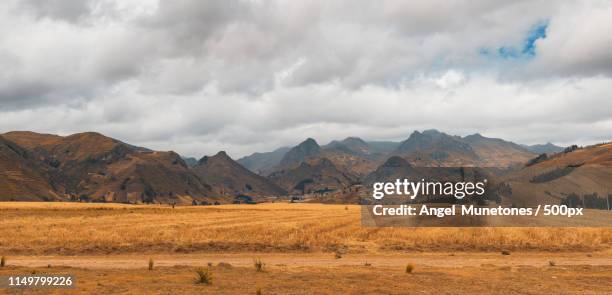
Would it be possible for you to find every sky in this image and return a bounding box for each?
[1,0,611,159]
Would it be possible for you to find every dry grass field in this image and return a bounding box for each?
[0,202,611,294]
[0,202,611,255]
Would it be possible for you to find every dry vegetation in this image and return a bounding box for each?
[0,202,610,255]
[1,263,610,294]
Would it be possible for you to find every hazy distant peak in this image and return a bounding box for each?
[382,156,411,167]
[197,155,209,165]
[278,137,322,168]
[215,150,230,158]
[342,136,367,144]
[294,138,321,154]
[464,133,485,140]
[302,137,319,146]
[522,142,565,154]
[422,129,441,135]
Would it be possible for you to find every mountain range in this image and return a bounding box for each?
[239,129,547,175]
[4,129,606,207]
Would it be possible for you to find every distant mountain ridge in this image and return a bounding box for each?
[521,142,565,154]
[192,151,286,198]
[1,129,581,204]
[236,147,290,174]
[238,131,547,176]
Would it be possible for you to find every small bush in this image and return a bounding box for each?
[0,256,5,267]
[364,261,371,267]
[256,287,263,295]
[195,268,213,285]
[148,258,154,271]
[334,252,342,259]
[549,260,556,267]
[253,258,265,272]
[501,250,511,255]
[405,263,414,273]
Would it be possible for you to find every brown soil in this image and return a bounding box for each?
[0,252,611,294]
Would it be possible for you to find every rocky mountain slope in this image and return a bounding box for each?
[192,151,286,198]
[3,131,213,203]
[268,157,359,194]
[0,135,60,201]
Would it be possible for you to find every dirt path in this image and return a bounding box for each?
[6,252,612,269]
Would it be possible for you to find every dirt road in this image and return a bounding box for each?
[6,252,612,269]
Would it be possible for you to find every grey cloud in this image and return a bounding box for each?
[19,0,93,23]
[0,0,611,158]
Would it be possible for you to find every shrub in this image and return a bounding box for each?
[256,287,263,295]
[405,263,414,273]
[253,258,265,272]
[549,260,556,267]
[195,268,213,285]
[501,250,511,255]
[0,256,5,267]
[149,258,154,271]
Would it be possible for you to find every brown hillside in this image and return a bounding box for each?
[498,143,612,207]
[2,131,213,204]
[0,136,60,201]
[192,151,286,199]
[462,133,536,167]
[269,157,359,195]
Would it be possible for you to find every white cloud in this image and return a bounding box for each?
[0,0,611,158]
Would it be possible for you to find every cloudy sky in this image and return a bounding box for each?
[1,0,611,158]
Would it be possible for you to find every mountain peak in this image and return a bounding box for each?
[302,137,319,146]
[341,136,369,148]
[197,156,210,165]
[422,129,441,135]
[215,150,230,158]
[396,129,477,162]
[343,136,366,143]
[382,156,411,168]
[192,150,287,197]
[463,133,487,142]
[278,138,322,168]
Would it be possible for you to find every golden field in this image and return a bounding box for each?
[0,202,610,255]
[0,202,611,294]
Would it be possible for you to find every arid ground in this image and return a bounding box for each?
[0,203,611,294]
